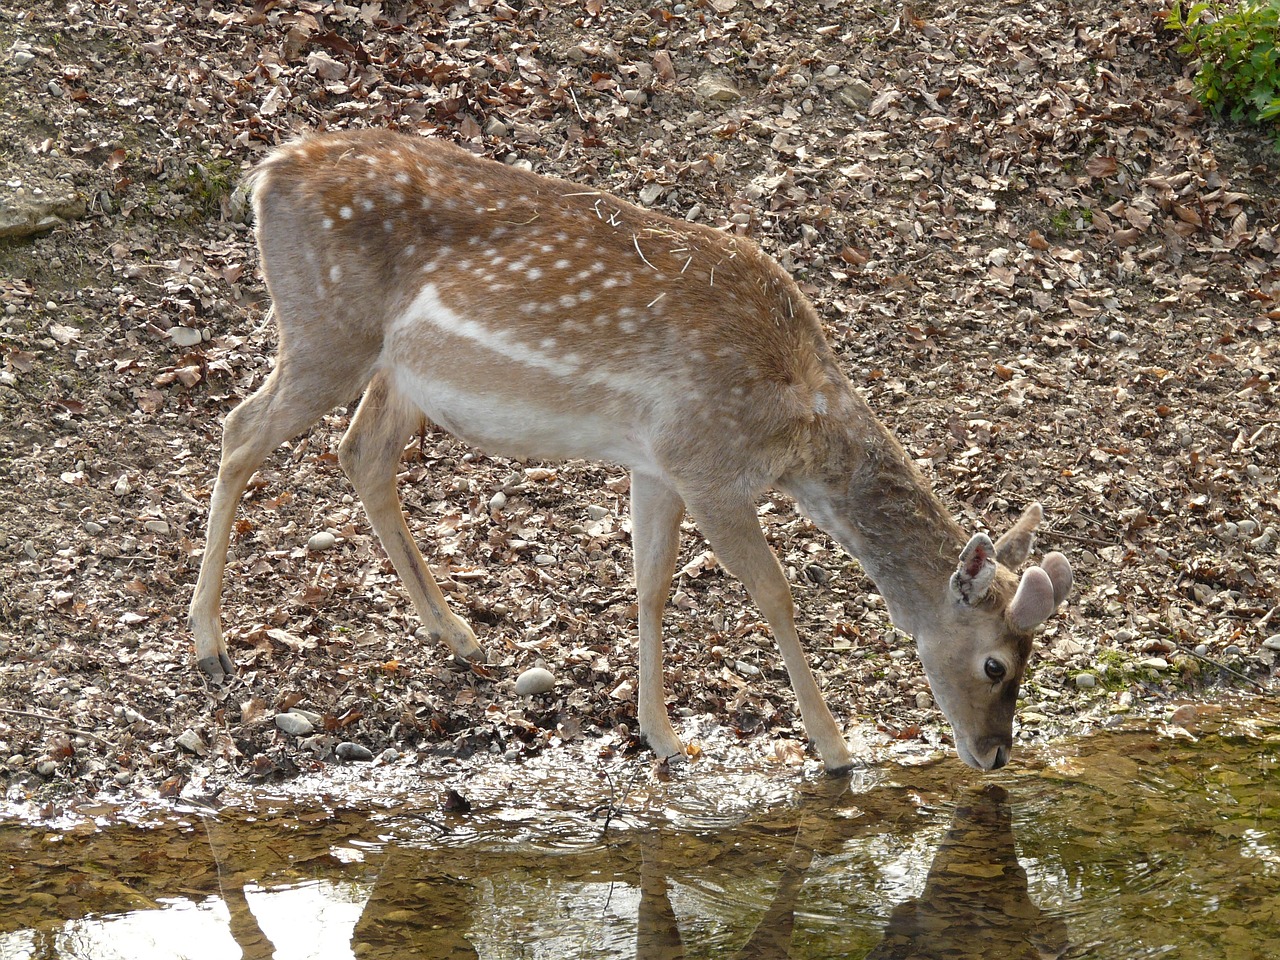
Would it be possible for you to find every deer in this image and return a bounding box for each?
[188,128,1073,774]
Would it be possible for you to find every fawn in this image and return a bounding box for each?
[189,129,1071,772]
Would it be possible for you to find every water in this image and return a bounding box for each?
[1,700,1277,959]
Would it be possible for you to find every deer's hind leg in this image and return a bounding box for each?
[338,372,485,663]
[190,359,369,680]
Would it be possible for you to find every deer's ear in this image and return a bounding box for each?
[994,502,1042,568]
[1008,566,1057,631]
[951,533,998,606]
[1041,551,1073,607]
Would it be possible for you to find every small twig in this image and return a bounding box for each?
[1174,643,1271,694]
[1046,529,1114,548]
[0,706,115,747]
[595,761,647,840]
[633,233,657,270]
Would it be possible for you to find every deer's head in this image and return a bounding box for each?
[912,504,1073,771]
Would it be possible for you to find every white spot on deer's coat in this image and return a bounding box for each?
[395,172,411,185]
[554,259,571,270]
[322,217,334,230]
[339,206,353,220]
[330,265,342,282]
[360,197,375,212]
[526,268,544,281]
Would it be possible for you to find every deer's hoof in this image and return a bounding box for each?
[198,652,235,683]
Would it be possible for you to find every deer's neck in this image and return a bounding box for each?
[783,403,966,637]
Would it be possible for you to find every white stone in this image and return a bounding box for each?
[307,531,337,551]
[1262,635,1280,652]
[515,666,556,696]
[168,326,203,347]
[274,712,315,736]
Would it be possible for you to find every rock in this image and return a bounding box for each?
[167,326,203,347]
[515,666,556,696]
[335,742,374,762]
[1263,635,1280,652]
[379,748,400,763]
[0,186,87,239]
[586,504,609,521]
[176,729,208,755]
[1139,657,1169,671]
[695,73,741,102]
[488,490,507,512]
[1224,644,1242,657]
[83,521,105,536]
[36,760,59,777]
[143,519,170,535]
[307,531,337,552]
[274,712,315,736]
[1112,628,1137,644]
[837,80,874,109]
[915,691,933,710]
[1074,673,1097,689]
[1194,643,1209,656]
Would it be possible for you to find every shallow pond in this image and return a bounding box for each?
[1,700,1277,960]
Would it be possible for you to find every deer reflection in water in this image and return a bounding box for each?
[123,783,1066,959]
[629,784,1068,960]
[865,785,1069,960]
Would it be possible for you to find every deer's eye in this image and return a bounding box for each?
[984,657,1006,682]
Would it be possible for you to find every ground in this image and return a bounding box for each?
[1,0,1277,804]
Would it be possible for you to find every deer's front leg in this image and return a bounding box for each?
[630,471,688,762]
[687,495,854,774]
[339,375,485,662]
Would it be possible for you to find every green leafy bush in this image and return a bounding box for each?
[1166,1,1280,139]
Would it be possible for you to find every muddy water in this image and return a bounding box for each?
[1,700,1277,960]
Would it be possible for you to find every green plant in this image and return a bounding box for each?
[1166,1,1280,140]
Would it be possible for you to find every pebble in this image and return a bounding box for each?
[307,531,337,552]
[515,666,556,696]
[695,73,741,102]
[915,691,933,710]
[488,491,507,513]
[143,519,169,535]
[1112,629,1137,644]
[1194,644,1209,657]
[274,712,315,736]
[36,760,58,777]
[586,504,609,521]
[176,729,207,754]
[84,521,105,536]
[167,326,203,347]
[1224,644,1242,657]
[379,748,400,763]
[335,742,373,762]
[1262,635,1280,652]
[1074,673,1097,689]
[1139,657,1169,671]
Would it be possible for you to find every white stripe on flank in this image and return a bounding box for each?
[393,283,580,378]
